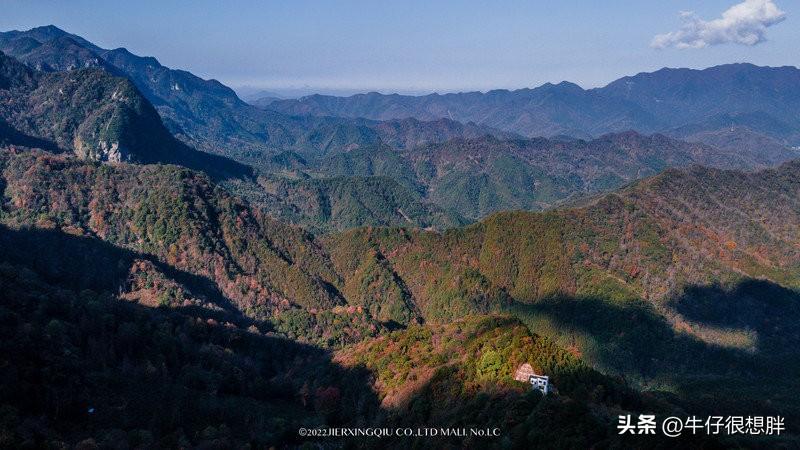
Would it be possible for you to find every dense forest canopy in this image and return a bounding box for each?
[0,24,798,448]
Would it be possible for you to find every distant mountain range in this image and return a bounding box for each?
[7,26,799,167]
[0,47,475,231]
[3,25,800,230]
[0,26,512,166]
[1,24,800,446]
[266,64,800,146]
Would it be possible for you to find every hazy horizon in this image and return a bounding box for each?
[2,0,797,97]
[231,60,800,99]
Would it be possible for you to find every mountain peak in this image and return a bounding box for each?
[556,80,582,89]
[540,81,582,89]
[7,25,102,53]
[27,25,68,38]
[104,47,161,67]
[0,52,250,178]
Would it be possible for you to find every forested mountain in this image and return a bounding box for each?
[225,126,793,228]
[332,315,720,449]
[0,26,512,166]
[1,22,799,449]
[0,26,112,73]
[0,150,346,316]
[2,141,798,446]
[323,157,800,317]
[0,51,250,179]
[0,227,386,447]
[0,49,467,231]
[267,64,800,146]
[295,131,796,220]
[1,137,799,445]
[321,158,800,436]
[675,125,799,167]
[252,175,467,233]
[0,25,317,159]
[0,252,715,448]
[5,26,797,229]
[603,64,800,142]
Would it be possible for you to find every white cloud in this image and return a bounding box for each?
[652,0,786,49]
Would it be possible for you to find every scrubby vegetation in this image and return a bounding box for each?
[336,315,723,449]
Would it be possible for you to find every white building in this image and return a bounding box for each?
[514,363,551,394]
[529,374,550,394]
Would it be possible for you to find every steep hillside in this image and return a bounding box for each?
[0,250,723,448]
[411,132,759,219]
[7,142,798,343]
[0,150,342,316]
[314,144,422,193]
[0,26,112,73]
[321,159,800,428]
[0,51,249,178]
[6,51,456,238]
[0,26,278,158]
[323,158,800,321]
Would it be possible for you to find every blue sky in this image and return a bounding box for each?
[1,0,797,95]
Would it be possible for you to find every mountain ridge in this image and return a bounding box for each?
[266,63,800,146]
[296,130,796,221]
[1,20,799,450]
[0,50,251,179]
[0,26,517,166]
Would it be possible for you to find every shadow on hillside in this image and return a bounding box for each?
[3,225,798,445]
[505,283,800,421]
[0,224,258,330]
[165,140,255,181]
[0,224,384,448]
[668,279,800,351]
[509,296,742,381]
[0,118,64,153]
